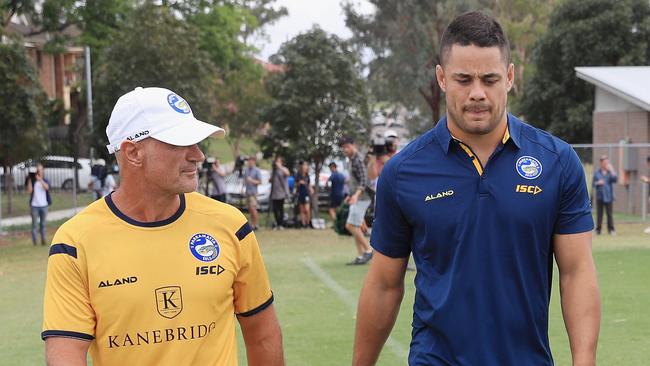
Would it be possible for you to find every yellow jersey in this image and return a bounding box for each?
[42,192,273,365]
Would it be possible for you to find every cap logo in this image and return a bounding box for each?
[516,156,542,180]
[167,93,191,114]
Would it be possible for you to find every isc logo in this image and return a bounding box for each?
[195,265,225,276]
[515,184,542,195]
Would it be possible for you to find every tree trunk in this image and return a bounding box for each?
[5,166,14,215]
[230,138,241,161]
[430,78,441,124]
[419,77,442,126]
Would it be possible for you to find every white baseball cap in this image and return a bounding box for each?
[106,87,225,154]
[383,129,398,139]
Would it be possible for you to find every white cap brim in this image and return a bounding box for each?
[151,119,226,147]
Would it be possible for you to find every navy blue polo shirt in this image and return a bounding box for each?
[371,114,593,365]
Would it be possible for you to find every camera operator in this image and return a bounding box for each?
[367,129,400,183]
[209,157,227,202]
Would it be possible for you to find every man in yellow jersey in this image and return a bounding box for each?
[42,87,284,366]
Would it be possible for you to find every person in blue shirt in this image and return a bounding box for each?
[26,163,52,245]
[353,11,600,366]
[327,162,347,221]
[592,155,618,235]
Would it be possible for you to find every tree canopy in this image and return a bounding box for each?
[521,0,650,143]
[262,27,369,172]
[92,2,219,154]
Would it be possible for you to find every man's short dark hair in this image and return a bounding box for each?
[338,136,355,146]
[439,11,511,66]
[329,162,337,168]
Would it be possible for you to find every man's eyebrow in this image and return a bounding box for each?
[451,72,502,79]
[481,73,502,79]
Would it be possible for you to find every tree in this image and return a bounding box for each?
[262,27,369,209]
[491,0,555,107]
[92,2,219,156]
[343,0,481,134]
[521,0,650,143]
[0,39,49,214]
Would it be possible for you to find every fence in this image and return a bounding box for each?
[572,143,650,221]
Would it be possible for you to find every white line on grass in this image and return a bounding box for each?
[301,257,409,361]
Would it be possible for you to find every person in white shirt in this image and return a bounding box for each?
[26,163,51,245]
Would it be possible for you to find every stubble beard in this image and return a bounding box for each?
[447,103,506,137]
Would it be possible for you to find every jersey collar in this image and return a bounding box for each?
[104,192,186,227]
[434,113,522,154]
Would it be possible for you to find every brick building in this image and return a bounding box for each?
[5,17,84,125]
[576,66,650,215]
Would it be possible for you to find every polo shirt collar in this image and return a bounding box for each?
[434,113,522,154]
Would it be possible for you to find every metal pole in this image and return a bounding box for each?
[81,46,94,213]
[85,46,94,160]
[643,182,648,222]
[0,174,4,234]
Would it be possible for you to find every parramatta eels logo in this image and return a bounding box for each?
[167,93,191,114]
[189,233,220,262]
[516,156,542,180]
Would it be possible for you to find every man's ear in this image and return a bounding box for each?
[120,140,145,168]
[506,63,515,92]
[435,65,446,92]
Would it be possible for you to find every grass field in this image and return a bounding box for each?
[1,191,95,219]
[1,220,649,365]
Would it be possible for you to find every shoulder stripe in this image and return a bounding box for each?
[237,293,274,317]
[49,244,77,258]
[235,222,253,241]
[41,330,94,341]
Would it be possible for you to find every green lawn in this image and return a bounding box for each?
[1,221,649,365]
[1,191,94,218]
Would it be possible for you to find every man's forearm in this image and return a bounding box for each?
[244,331,284,366]
[560,265,601,366]
[353,279,404,366]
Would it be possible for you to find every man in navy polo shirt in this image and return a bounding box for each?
[353,11,600,366]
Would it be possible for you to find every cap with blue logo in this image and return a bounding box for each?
[106,87,225,154]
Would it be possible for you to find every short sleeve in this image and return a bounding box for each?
[233,223,273,317]
[42,227,95,341]
[554,147,594,234]
[370,161,412,258]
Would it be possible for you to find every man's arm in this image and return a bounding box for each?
[45,337,90,366]
[353,251,408,366]
[554,231,601,366]
[237,304,284,366]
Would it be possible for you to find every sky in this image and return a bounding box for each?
[255,0,374,61]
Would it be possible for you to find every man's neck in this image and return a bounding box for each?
[447,115,508,167]
[111,183,181,223]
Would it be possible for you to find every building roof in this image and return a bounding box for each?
[575,66,650,111]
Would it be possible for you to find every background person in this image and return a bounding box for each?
[353,12,599,366]
[42,86,283,366]
[26,163,51,245]
[89,159,107,200]
[244,156,262,230]
[210,157,227,202]
[270,155,290,229]
[367,129,400,183]
[294,161,312,228]
[340,136,373,265]
[327,162,346,221]
[592,154,618,235]
[641,155,650,234]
